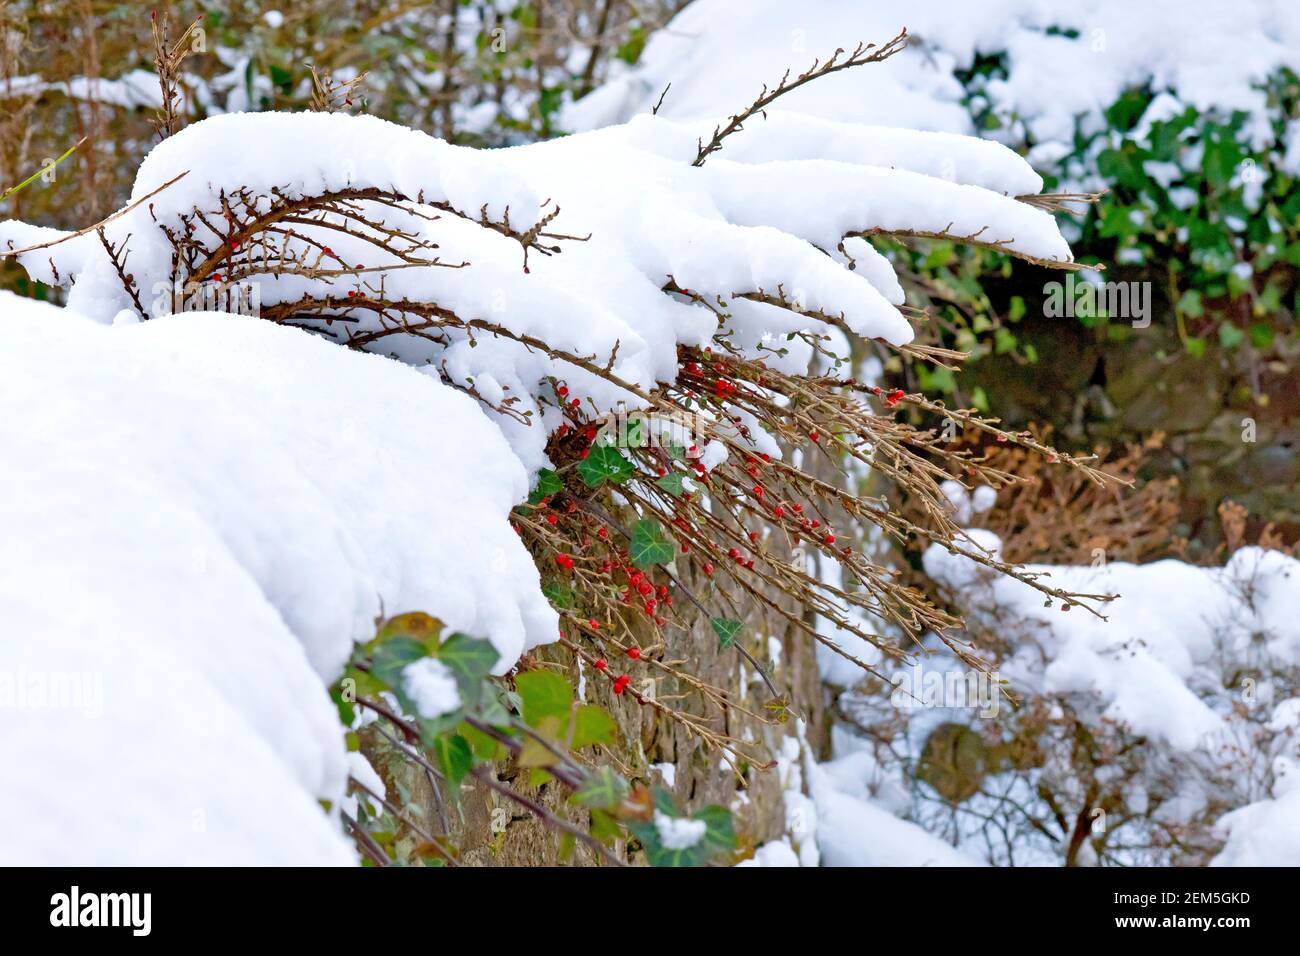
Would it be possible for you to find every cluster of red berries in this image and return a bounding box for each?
[592,658,632,695]
[866,385,907,408]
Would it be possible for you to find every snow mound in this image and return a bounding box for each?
[565,0,1300,153]
[924,539,1300,751]
[0,294,554,864]
[807,757,983,867]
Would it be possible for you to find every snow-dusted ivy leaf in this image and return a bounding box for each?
[578,445,634,487]
[528,468,564,504]
[371,637,429,689]
[437,633,499,706]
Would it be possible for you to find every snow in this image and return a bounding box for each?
[924,539,1300,752]
[653,810,707,850]
[651,761,677,789]
[402,659,462,719]
[0,293,553,863]
[911,484,1300,863]
[807,756,983,867]
[565,0,1300,155]
[2,105,1073,476]
[1212,758,1300,866]
[341,752,386,820]
[736,839,800,867]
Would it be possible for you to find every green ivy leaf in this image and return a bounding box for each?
[459,721,507,761]
[331,686,356,727]
[437,633,499,707]
[630,519,674,568]
[1218,323,1246,349]
[589,807,621,844]
[515,670,572,728]
[528,468,563,504]
[571,704,617,749]
[578,445,633,487]
[693,804,737,859]
[655,472,685,497]
[629,793,736,867]
[711,618,742,649]
[558,831,577,862]
[432,734,473,787]
[541,580,576,609]
[371,637,428,689]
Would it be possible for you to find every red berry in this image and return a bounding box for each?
[703,562,714,576]
[556,553,574,570]
[597,527,609,540]
[546,514,558,525]
[594,658,608,670]
[774,506,784,518]
[809,431,820,443]
[557,385,568,397]
[627,647,641,660]
[824,533,836,544]
[588,618,600,629]
[793,504,803,513]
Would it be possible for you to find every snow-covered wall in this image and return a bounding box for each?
[0,294,554,863]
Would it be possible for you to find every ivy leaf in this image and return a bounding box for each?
[558,831,577,862]
[432,734,473,787]
[541,580,576,609]
[417,710,463,742]
[655,472,684,497]
[574,766,629,810]
[371,637,428,689]
[528,468,563,504]
[693,804,737,859]
[515,670,572,728]
[711,618,742,649]
[459,722,507,761]
[375,611,443,650]
[578,445,633,487]
[518,735,559,769]
[630,519,674,568]
[571,704,617,749]
[331,686,356,727]
[629,795,735,867]
[437,633,499,707]
[589,808,621,844]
